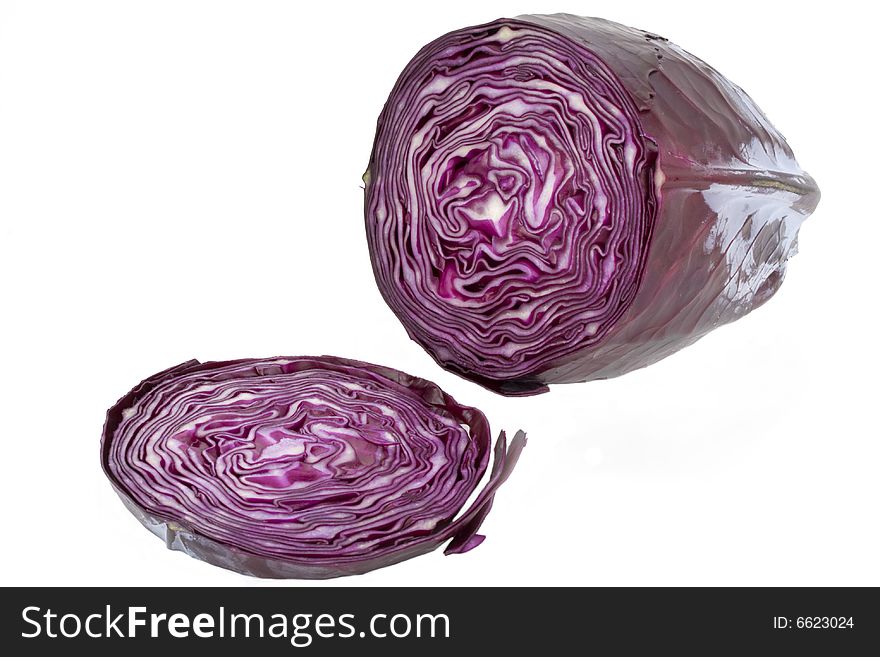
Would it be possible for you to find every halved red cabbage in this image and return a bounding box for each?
[101,356,525,578]
[364,14,820,395]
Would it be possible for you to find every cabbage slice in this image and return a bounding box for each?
[102,356,525,578]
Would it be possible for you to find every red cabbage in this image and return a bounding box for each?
[101,356,525,578]
[364,14,820,395]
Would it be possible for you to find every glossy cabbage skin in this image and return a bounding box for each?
[101,356,525,579]
[364,14,820,395]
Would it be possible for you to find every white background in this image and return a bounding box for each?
[1,0,876,587]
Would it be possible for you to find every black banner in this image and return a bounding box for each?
[4,587,877,654]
